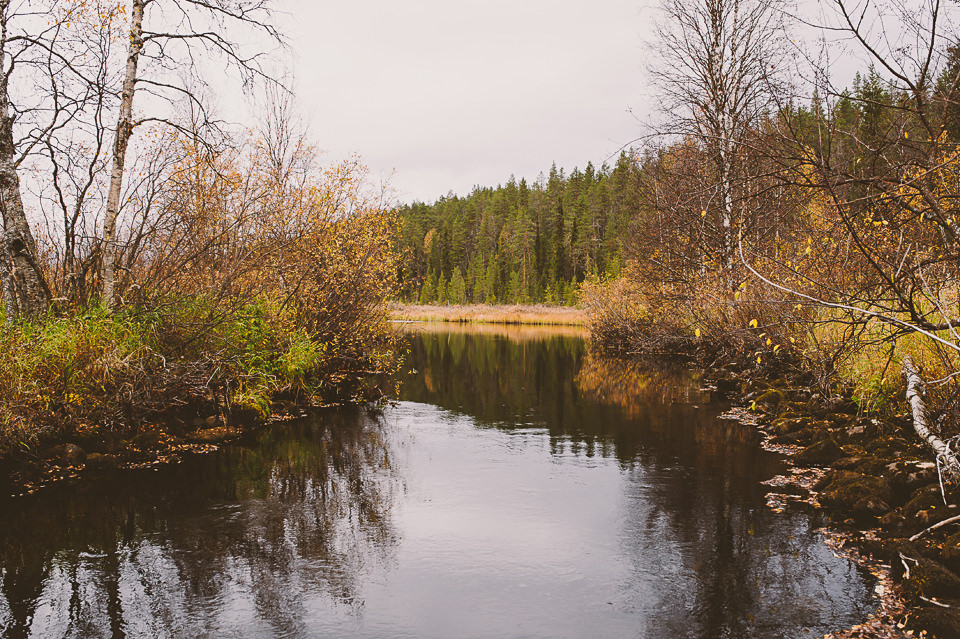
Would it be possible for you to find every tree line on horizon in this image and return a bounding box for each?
[393,61,955,311]
[393,154,642,305]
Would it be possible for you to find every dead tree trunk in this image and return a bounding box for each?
[903,355,960,483]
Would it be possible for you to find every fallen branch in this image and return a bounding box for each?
[920,596,953,609]
[910,513,960,542]
[900,552,914,580]
[903,356,960,485]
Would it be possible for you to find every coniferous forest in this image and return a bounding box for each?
[394,155,640,305]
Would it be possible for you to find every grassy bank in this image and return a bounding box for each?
[389,303,587,326]
[0,294,401,492]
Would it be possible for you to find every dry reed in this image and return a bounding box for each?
[388,303,587,326]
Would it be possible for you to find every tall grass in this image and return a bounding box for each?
[0,295,400,453]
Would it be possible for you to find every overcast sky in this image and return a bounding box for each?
[274,0,654,204]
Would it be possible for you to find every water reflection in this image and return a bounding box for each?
[400,320,589,341]
[400,327,761,467]
[0,409,398,637]
[398,327,874,637]
[0,325,874,638]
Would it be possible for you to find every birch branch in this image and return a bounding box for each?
[903,355,960,485]
[909,513,960,542]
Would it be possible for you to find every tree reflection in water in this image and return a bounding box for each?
[0,408,399,638]
[401,327,873,638]
[0,326,875,639]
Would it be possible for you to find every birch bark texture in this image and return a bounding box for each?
[903,355,960,484]
[101,0,145,308]
[0,0,50,318]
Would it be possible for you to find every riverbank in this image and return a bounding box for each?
[0,294,403,497]
[388,303,587,325]
[703,361,960,638]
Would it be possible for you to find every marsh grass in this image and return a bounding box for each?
[402,320,588,341]
[389,303,587,326]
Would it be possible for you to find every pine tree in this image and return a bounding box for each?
[449,268,467,304]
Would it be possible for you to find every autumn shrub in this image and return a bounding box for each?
[121,136,404,410]
[581,262,805,375]
[0,135,403,454]
[580,273,654,354]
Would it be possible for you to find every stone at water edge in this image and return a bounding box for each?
[796,438,845,465]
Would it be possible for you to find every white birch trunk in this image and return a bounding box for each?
[718,140,735,274]
[903,355,960,483]
[102,0,145,307]
[0,0,48,318]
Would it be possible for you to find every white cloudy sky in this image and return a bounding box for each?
[273,0,655,204]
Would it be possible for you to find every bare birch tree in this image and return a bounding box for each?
[649,0,788,278]
[101,0,284,307]
[0,0,93,318]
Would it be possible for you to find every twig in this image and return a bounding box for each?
[900,552,915,580]
[919,596,953,609]
[738,236,960,355]
[928,371,960,385]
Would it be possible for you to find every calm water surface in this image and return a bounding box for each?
[0,325,875,638]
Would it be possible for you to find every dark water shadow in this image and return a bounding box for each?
[0,408,398,637]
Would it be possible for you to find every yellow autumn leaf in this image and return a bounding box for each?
[749,319,758,328]
[694,328,701,338]
[734,291,741,301]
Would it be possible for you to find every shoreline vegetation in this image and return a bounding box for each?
[388,302,587,326]
[0,294,401,497]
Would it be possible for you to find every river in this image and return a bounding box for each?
[0,324,875,638]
